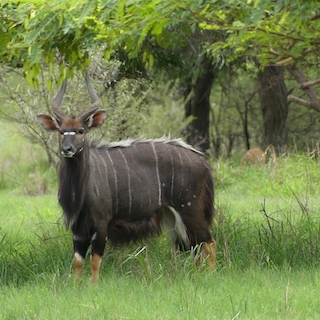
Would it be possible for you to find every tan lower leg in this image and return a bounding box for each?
[90,253,102,284]
[201,238,217,270]
[74,252,85,278]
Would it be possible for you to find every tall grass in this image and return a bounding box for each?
[0,121,56,194]
[2,251,320,319]
[1,119,320,318]
[215,202,320,269]
[212,153,320,269]
[1,153,320,286]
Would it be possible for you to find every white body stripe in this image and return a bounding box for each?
[151,142,162,206]
[106,151,119,215]
[119,149,132,215]
[181,147,193,201]
[90,153,101,197]
[176,148,184,201]
[166,144,175,203]
[97,151,109,199]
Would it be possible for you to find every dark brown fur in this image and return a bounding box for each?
[37,73,216,283]
[59,140,214,248]
[58,142,90,229]
[107,214,161,245]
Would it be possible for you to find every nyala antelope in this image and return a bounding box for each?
[38,71,216,283]
[241,148,266,166]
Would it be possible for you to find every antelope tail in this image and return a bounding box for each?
[159,205,189,248]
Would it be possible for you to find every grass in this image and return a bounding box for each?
[2,121,320,319]
[1,263,320,319]
[0,121,56,194]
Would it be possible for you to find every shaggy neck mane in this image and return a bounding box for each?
[59,141,90,228]
[92,137,203,154]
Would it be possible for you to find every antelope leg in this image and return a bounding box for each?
[73,236,91,278]
[90,229,107,284]
[200,238,217,270]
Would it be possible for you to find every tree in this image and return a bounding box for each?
[1,0,221,151]
[183,54,214,151]
[203,1,320,149]
[257,66,288,151]
[1,0,319,154]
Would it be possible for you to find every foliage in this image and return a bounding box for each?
[0,63,191,170]
[0,63,318,172]
[203,1,320,67]
[1,0,320,158]
[1,1,318,81]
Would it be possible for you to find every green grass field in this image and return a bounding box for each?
[1,121,320,319]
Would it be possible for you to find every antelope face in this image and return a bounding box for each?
[37,71,106,159]
[38,110,106,159]
[59,119,86,158]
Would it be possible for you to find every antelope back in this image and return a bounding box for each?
[88,139,213,221]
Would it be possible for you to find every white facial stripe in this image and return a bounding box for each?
[63,131,76,136]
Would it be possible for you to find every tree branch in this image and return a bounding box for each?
[287,64,320,112]
[287,95,320,112]
[300,79,320,89]
[311,13,320,21]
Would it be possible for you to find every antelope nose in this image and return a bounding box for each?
[62,145,72,155]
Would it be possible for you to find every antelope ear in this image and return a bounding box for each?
[37,114,60,132]
[87,110,107,129]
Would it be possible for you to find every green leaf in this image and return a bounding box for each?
[232,20,245,28]
[148,52,154,67]
[151,19,169,36]
[47,78,53,91]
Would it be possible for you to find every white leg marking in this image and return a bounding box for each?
[74,252,85,265]
[73,234,82,241]
[91,232,97,241]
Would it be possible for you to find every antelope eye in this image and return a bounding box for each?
[78,128,84,134]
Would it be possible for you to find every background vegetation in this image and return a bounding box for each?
[1,1,320,318]
[1,0,319,152]
[1,117,320,318]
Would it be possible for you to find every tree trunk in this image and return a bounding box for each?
[184,55,214,152]
[257,66,288,152]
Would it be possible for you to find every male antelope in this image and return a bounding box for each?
[38,71,216,283]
